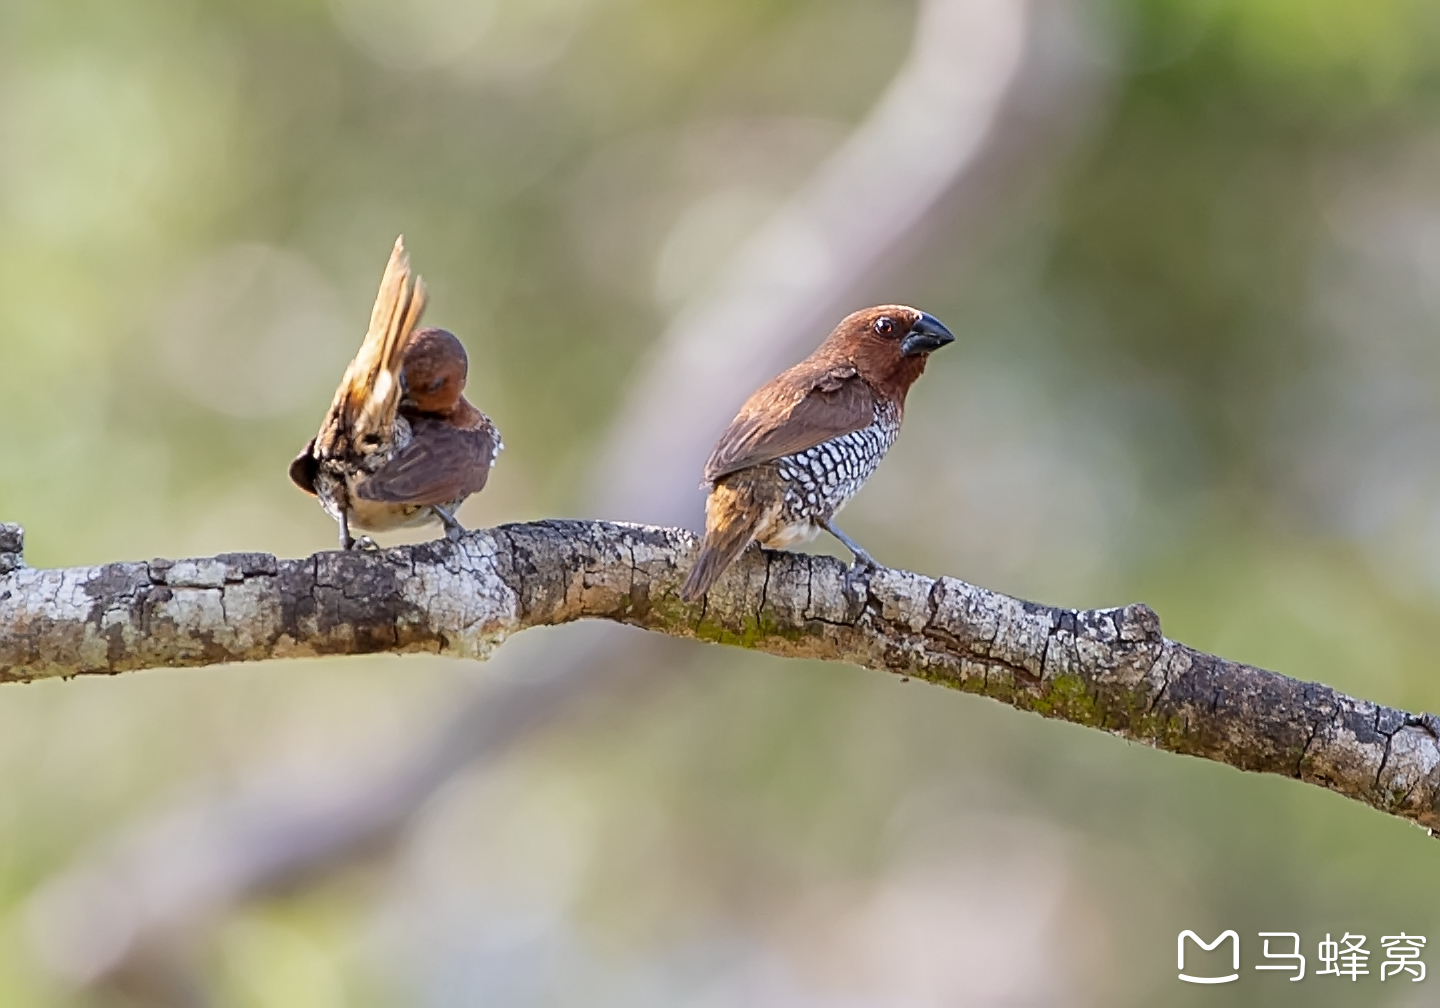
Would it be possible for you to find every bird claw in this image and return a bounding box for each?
[432,505,466,543]
[842,558,878,598]
[822,520,879,593]
[353,536,381,552]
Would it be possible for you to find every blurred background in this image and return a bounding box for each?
[4,0,1440,1004]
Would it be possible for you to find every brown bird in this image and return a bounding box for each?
[680,305,954,601]
[290,238,502,549]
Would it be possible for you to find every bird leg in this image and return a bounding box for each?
[431,505,466,542]
[823,518,879,572]
[337,512,379,551]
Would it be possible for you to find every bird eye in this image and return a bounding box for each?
[426,378,445,394]
[873,317,896,336]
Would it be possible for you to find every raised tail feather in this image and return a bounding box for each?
[679,478,770,602]
[315,236,428,458]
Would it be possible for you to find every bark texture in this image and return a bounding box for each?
[3,519,1439,832]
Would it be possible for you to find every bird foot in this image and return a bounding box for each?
[431,505,466,543]
[352,536,381,552]
[821,520,879,591]
[842,557,878,599]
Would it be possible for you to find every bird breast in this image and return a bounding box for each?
[772,401,901,520]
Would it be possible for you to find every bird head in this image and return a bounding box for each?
[400,327,469,413]
[827,305,954,397]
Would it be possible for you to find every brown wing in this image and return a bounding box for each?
[353,418,499,506]
[702,365,876,483]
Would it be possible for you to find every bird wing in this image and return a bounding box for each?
[353,418,499,506]
[702,365,876,483]
[312,237,427,462]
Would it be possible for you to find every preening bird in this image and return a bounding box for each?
[679,305,954,601]
[290,238,502,550]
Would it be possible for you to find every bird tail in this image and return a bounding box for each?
[680,477,772,602]
[316,236,427,458]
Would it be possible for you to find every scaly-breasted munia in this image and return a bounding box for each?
[290,238,502,549]
[680,305,953,601]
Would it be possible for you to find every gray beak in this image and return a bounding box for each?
[900,312,955,357]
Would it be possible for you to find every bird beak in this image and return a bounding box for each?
[900,312,955,357]
[398,371,416,410]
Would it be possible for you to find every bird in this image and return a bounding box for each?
[289,238,502,550]
[679,305,954,602]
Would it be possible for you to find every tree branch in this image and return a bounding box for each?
[5,519,1438,834]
